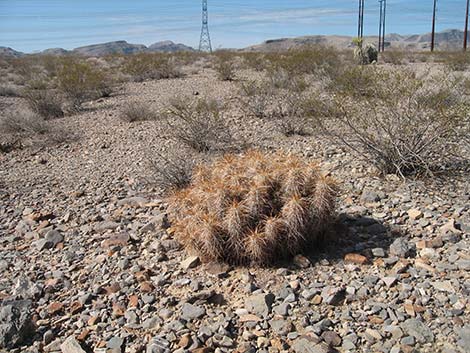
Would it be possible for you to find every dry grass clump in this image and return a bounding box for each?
[123,53,182,82]
[164,96,235,153]
[120,102,157,122]
[0,84,21,97]
[167,150,337,265]
[440,52,470,71]
[309,68,469,177]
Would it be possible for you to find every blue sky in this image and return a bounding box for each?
[0,0,467,52]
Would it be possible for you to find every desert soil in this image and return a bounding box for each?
[0,67,469,353]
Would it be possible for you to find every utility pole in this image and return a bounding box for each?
[358,0,365,38]
[382,0,386,51]
[464,0,469,51]
[431,0,437,52]
[199,0,212,52]
[378,0,383,51]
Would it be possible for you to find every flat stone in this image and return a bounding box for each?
[407,209,423,220]
[360,189,381,204]
[270,319,293,336]
[181,256,200,270]
[401,319,434,343]
[321,331,342,346]
[117,197,149,207]
[244,293,275,318]
[181,303,205,321]
[430,281,455,293]
[0,300,35,349]
[292,336,324,353]
[60,336,87,353]
[344,253,368,265]
[372,248,385,257]
[321,287,345,306]
[382,276,397,288]
[101,233,129,248]
[389,238,413,258]
[457,326,470,351]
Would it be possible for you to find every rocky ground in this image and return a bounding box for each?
[0,67,469,353]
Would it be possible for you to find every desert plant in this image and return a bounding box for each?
[150,147,199,190]
[214,52,236,81]
[120,102,157,122]
[309,69,469,177]
[239,81,273,118]
[22,88,64,119]
[0,109,49,135]
[242,52,267,71]
[441,52,470,72]
[167,150,337,265]
[123,53,182,82]
[276,116,311,137]
[57,57,112,110]
[353,38,378,65]
[0,84,20,97]
[164,96,234,152]
[327,65,382,99]
[381,50,406,65]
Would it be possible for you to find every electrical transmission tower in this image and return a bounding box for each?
[199,0,212,52]
[358,0,365,38]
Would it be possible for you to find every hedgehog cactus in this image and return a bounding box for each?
[167,150,337,265]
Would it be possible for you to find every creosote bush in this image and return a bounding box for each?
[123,53,182,82]
[0,109,49,135]
[309,68,469,177]
[57,58,112,111]
[22,88,64,119]
[167,150,337,265]
[164,96,234,152]
[214,52,236,81]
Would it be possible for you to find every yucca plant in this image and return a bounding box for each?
[167,150,337,265]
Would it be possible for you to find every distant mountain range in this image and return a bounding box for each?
[245,29,468,52]
[0,29,468,58]
[0,40,195,58]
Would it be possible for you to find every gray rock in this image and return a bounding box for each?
[360,189,381,203]
[270,319,293,336]
[60,336,86,353]
[35,230,63,250]
[107,337,124,352]
[456,259,470,271]
[457,326,470,351]
[401,336,415,346]
[181,256,200,270]
[372,248,385,257]
[181,303,205,321]
[292,336,327,353]
[401,319,434,343]
[321,286,345,305]
[146,337,170,353]
[273,303,290,316]
[13,276,41,299]
[244,293,275,318]
[389,238,413,258]
[0,300,35,349]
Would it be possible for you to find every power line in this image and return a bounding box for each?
[199,0,212,52]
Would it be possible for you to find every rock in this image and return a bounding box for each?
[382,276,397,287]
[270,319,293,336]
[107,337,124,352]
[245,293,275,318]
[0,300,35,349]
[181,256,200,270]
[13,276,41,299]
[292,336,328,353]
[60,336,87,353]
[430,281,455,293]
[407,209,423,220]
[401,319,434,343]
[401,336,415,346]
[344,253,368,265]
[321,287,345,306]
[94,221,120,232]
[389,238,413,258]
[321,331,341,346]
[101,233,130,248]
[181,303,206,321]
[146,337,170,353]
[456,326,470,351]
[293,255,311,268]
[372,248,385,257]
[360,189,381,204]
[441,219,462,234]
[34,230,63,250]
[117,196,149,207]
[456,259,470,271]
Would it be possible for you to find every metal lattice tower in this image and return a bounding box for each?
[199,0,212,52]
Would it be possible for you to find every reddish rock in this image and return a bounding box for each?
[344,253,368,265]
[101,233,129,248]
[70,301,83,315]
[47,302,64,315]
[128,295,139,308]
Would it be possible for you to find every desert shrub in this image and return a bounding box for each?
[242,52,268,71]
[381,50,406,65]
[0,109,49,135]
[328,65,382,99]
[275,116,311,137]
[57,58,112,110]
[214,52,236,81]
[267,45,343,79]
[124,53,182,82]
[309,69,469,177]
[167,150,337,265]
[441,52,470,72]
[120,102,157,122]
[0,84,20,97]
[239,81,273,118]
[164,96,234,152]
[22,88,64,119]
[150,147,199,190]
